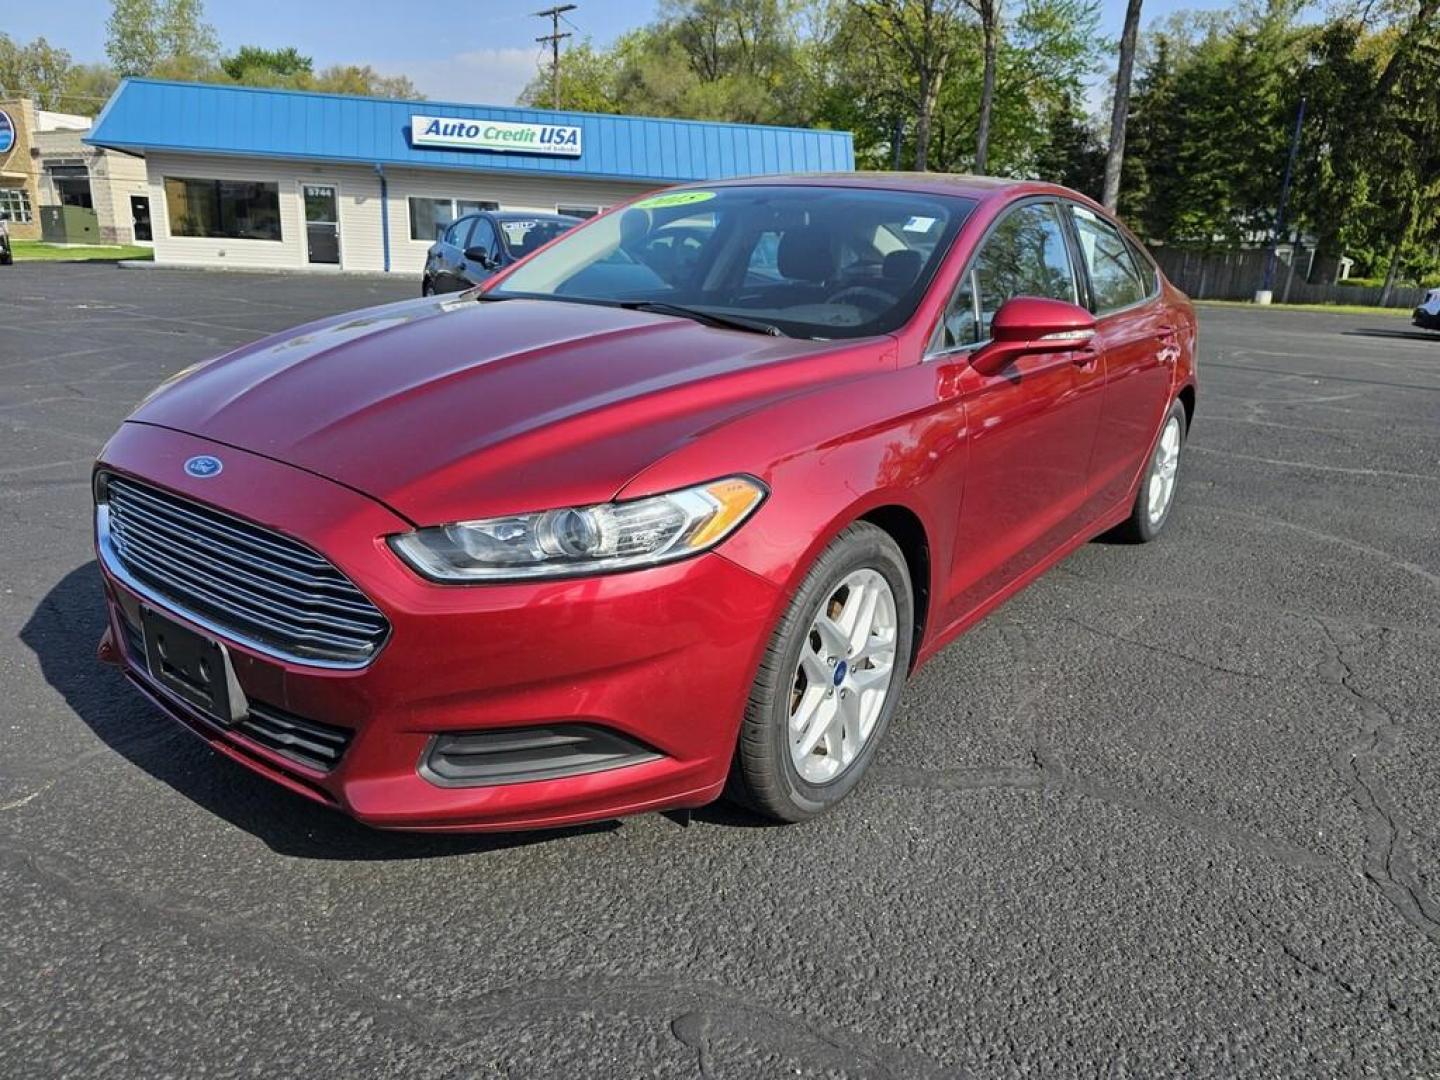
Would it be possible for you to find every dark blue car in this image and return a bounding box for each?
[421,211,582,295]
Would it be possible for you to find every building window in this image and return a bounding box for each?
[408,197,498,241]
[163,177,282,241]
[48,165,94,209]
[557,204,601,219]
[0,187,33,224]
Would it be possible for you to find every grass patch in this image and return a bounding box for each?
[1195,298,1416,317]
[10,240,153,263]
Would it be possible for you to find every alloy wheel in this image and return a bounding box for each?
[787,568,899,785]
[1147,415,1182,525]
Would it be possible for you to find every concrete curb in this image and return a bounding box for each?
[118,260,399,279]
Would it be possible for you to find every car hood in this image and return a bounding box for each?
[130,295,889,524]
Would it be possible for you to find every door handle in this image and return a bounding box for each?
[1155,326,1181,364]
[1071,344,1101,368]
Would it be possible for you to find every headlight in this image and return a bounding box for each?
[388,476,767,582]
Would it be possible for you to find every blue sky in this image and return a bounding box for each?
[11,0,1238,111]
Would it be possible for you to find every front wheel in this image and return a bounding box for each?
[729,522,914,822]
[1113,398,1187,543]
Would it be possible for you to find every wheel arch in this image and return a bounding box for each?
[1177,382,1196,431]
[858,504,932,667]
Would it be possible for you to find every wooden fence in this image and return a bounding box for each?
[1152,247,1428,309]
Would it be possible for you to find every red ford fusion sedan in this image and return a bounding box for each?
[94,175,1196,831]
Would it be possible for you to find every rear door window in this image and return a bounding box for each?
[1069,206,1149,314]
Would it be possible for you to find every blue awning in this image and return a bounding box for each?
[86,79,855,184]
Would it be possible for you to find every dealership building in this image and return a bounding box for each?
[84,79,855,275]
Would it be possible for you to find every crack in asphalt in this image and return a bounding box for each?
[0,835,959,1078]
[1051,565,1440,643]
[1313,619,1440,944]
[881,610,1440,939]
[1190,446,1440,483]
[1055,614,1275,682]
[875,618,1332,873]
[1200,505,1440,591]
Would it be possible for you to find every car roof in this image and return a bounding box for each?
[488,211,581,223]
[692,172,1083,205]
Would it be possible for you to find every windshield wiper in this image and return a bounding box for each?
[622,301,786,337]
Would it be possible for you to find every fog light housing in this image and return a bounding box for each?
[420,724,662,787]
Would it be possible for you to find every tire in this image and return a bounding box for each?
[421,279,436,297]
[729,522,914,822]
[1112,398,1187,543]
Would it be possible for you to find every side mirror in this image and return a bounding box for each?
[464,246,495,269]
[971,297,1097,377]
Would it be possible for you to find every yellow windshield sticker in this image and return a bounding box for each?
[633,191,717,210]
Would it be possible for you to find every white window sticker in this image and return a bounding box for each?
[500,220,538,244]
[903,215,937,233]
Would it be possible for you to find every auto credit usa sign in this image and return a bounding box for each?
[410,115,582,157]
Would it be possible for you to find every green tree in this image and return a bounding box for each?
[519,0,810,125]
[849,0,970,170]
[106,0,160,77]
[1033,92,1105,196]
[60,63,121,114]
[1115,1,1308,247]
[1116,34,1181,238]
[517,40,624,113]
[154,0,218,77]
[920,0,1100,176]
[220,46,312,86]
[0,34,75,109]
[310,65,422,100]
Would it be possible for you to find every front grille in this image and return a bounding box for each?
[100,473,389,667]
[116,611,353,772]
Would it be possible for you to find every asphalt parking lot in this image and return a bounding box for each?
[1,262,1437,1078]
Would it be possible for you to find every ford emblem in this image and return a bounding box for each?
[184,455,223,478]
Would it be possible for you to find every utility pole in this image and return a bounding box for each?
[1257,94,1306,304]
[534,5,576,111]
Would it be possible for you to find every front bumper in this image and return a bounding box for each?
[95,423,782,831]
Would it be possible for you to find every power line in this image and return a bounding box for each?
[533,4,576,110]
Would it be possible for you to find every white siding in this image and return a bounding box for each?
[145,152,657,274]
[146,153,376,271]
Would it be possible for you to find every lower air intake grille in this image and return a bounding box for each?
[237,704,353,773]
[119,615,352,773]
[422,725,661,787]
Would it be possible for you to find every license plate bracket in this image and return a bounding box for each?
[140,606,248,726]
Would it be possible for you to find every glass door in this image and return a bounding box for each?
[303,183,340,265]
[130,195,152,243]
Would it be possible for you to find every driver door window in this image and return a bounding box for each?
[937,201,1077,351]
[469,218,498,265]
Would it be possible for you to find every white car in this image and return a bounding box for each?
[1415,286,1440,331]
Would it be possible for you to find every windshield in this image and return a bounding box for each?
[491,185,975,339]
